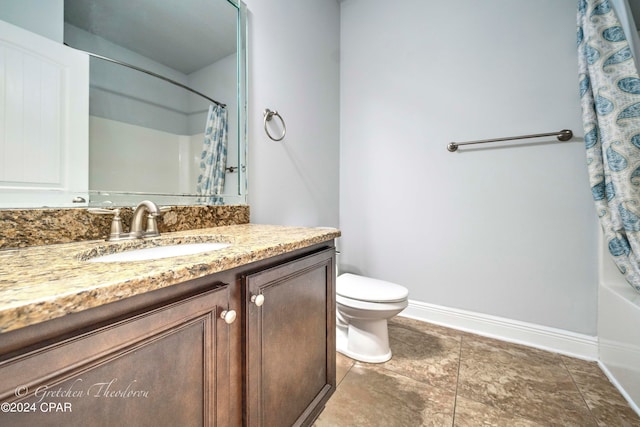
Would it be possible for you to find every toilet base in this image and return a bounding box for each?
[336,317,392,363]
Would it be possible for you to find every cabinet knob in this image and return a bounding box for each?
[251,294,265,307]
[220,309,237,324]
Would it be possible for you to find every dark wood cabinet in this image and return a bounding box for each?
[0,284,232,427]
[0,242,336,427]
[245,248,336,427]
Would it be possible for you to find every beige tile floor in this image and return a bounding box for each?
[315,316,640,427]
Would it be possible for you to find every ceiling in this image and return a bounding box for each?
[64,1,640,76]
[64,0,237,74]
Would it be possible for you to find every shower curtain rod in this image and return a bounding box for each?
[65,44,226,108]
[447,129,573,152]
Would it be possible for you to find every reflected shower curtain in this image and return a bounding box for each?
[578,0,640,292]
[196,104,228,205]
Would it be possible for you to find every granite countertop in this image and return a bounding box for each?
[0,224,340,334]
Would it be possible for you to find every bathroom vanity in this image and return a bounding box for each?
[0,224,339,426]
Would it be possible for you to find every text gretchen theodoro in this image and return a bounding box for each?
[20,378,149,402]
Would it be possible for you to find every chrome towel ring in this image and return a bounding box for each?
[264,109,286,141]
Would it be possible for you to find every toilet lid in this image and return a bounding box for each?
[336,273,409,303]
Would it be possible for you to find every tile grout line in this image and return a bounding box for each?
[336,356,355,388]
[322,318,639,426]
[451,333,464,426]
[560,356,599,424]
[452,332,590,426]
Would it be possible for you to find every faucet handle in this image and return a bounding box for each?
[144,206,171,237]
[87,208,117,215]
[88,208,123,240]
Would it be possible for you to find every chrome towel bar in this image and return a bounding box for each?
[447,129,573,152]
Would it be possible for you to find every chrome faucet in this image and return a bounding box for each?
[129,200,160,238]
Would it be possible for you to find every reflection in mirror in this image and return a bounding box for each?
[64,0,247,206]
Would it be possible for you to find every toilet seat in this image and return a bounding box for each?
[336,294,408,312]
[337,273,408,303]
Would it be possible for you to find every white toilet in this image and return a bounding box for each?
[336,273,409,363]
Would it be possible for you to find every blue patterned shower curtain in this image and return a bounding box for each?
[196,104,228,205]
[578,0,640,292]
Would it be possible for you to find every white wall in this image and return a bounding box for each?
[89,117,182,194]
[0,0,62,42]
[339,0,599,335]
[188,53,237,135]
[188,54,240,196]
[244,0,341,227]
[64,23,192,135]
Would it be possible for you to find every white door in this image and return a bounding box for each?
[0,19,89,208]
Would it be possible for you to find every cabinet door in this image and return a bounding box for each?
[245,248,336,427]
[0,286,233,427]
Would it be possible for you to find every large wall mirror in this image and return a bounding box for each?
[0,0,247,208]
[66,0,247,207]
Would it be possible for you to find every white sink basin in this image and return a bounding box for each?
[88,242,231,263]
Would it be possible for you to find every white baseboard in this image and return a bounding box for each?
[401,299,599,361]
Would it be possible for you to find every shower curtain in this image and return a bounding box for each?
[196,104,228,205]
[578,0,640,292]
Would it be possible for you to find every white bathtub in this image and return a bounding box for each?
[598,233,640,413]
